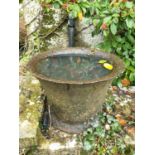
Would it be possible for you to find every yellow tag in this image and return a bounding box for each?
[103,63,113,70]
[78,12,83,21]
[98,59,107,64]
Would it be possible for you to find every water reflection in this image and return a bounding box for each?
[37,54,112,81]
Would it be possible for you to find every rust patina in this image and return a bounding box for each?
[28,47,125,134]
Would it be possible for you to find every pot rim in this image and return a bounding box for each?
[27,47,125,85]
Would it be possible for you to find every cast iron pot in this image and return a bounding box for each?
[28,47,125,134]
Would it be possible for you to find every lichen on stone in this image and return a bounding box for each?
[19,71,43,148]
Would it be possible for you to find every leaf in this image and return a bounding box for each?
[126,18,134,28]
[115,36,122,42]
[117,79,122,87]
[129,73,135,82]
[111,146,118,154]
[93,19,100,26]
[125,2,133,9]
[87,134,95,141]
[103,30,108,37]
[127,34,135,43]
[98,59,107,64]
[104,16,112,24]
[128,66,135,72]
[87,128,93,133]
[111,121,121,132]
[107,115,115,124]
[90,7,95,15]
[94,127,105,137]
[125,59,130,67]
[110,23,117,35]
[53,2,60,9]
[81,2,90,8]
[112,13,120,18]
[83,141,93,151]
[81,7,87,14]
[103,63,113,70]
[113,17,119,24]
[112,40,117,47]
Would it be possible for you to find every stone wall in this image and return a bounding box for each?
[22,0,103,53]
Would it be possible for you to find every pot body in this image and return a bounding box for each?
[40,79,112,124]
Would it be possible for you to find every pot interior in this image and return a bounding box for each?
[36,54,112,81]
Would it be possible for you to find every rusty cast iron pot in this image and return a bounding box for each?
[28,47,125,134]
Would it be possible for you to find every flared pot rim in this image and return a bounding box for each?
[27,47,125,85]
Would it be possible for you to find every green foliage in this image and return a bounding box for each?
[39,0,135,85]
[80,96,134,154]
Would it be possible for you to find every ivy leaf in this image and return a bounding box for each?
[126,18,134,28]
[90,7,95,15]
[125,59,130,68]
[83,140,93,151]
[110,23,117,35]
[107,115,115,124]
[82,7,87,14]
[113,17,119,24]
[117,79,123,87]
[128,66,135,72]
[104,16,112,24]
[125,2,133,9]
[115,36,122,42]
[94,127,105,137]
[127,34,135,43]
[53,2,60,9]
[129,73,135,82]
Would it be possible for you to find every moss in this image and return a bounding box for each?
[36,128,50,149]
[19,72,43,123]
[19,137,37,149]
[19,71,44,150]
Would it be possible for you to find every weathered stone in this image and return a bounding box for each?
[23,0,42,35]
[19,72,43,149]
[19,118,38,148]
[39,7,67,37]
[37,127,88,155]
[43,21,68,50]
[22,2,104,53]
[75,18,103,48]
[41,17,103,50]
